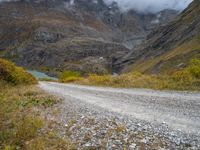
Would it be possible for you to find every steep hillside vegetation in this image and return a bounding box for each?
[115,0,200,74]
[0,58,37,85]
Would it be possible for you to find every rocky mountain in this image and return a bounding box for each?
[115,0,200,74]
[0,0,178,75]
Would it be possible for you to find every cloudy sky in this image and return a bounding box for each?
[0,0,194,13]
[104,0,193,13]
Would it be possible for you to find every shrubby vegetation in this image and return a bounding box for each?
[188,58,200,78]
[59,70,83,83]
[78,59,200,91]
[0,58,37,85]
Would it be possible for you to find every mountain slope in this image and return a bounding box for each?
[0,0,126,75]
[115,0,200,74]
[0,0,178,75]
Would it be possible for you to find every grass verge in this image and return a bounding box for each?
[0,83,76,150]
[78,59,200,91]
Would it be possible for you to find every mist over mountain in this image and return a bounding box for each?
[0,0,193,13]
[104,0,193,13]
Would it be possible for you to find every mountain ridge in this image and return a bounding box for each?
[115,0,200,74]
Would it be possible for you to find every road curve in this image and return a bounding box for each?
[39,81,200,135]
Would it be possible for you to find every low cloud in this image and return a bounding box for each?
[0,0,194,14]
[103,0,193,13]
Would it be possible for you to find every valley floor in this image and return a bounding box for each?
[39,81,200,149]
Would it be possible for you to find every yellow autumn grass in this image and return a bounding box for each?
[79,59,200,91]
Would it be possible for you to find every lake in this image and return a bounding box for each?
[27,70,58,81]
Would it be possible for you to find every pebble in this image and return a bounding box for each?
[84,143,91,147]
[140,138,147,144]
[129,143,137,150]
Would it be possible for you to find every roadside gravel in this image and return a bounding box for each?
[39,82,200,149]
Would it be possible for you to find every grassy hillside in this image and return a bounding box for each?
[116,0,200,74]
[0,58,37,85]
[131,35,200,74]
[145,0,199,73]
[77,58,200,91]
[130,0,200,73]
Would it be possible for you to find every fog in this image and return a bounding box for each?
[0,0,194,13]
[104,0,193,13]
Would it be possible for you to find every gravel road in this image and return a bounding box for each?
[39,81,200,149]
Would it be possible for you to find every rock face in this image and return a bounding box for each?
[115,0,200,74]
[0,0,178,75]
[14,37,129,74]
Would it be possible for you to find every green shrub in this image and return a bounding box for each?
[0,58,37,85]
[172,70,194,83]
[59,70,83,83]
[188,58,200,78]
[171,58,200,89]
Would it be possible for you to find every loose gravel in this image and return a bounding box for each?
[39,82,200,149]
